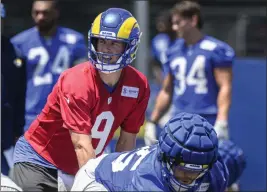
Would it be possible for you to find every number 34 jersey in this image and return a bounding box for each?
[164,36,235,115]
[93,145,228,192]
[11,27,87,132]
[24,62,150,175]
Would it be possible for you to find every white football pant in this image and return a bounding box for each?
[71,154,108,191]
[1,173,23,191]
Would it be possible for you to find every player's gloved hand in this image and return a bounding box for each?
[144,121,158,146]
[214,120,229,139]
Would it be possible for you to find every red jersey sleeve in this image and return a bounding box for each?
[57,70,93,135]
[121,79,150,134]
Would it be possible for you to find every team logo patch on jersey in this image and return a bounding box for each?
[121,86,139,98]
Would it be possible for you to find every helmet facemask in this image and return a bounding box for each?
[160,153,209,191]
[88,32,141,74]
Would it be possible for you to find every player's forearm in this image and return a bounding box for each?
[115,140,136,152]
[70,131,96,168]
[150,90,172,124]
[74,145,96,168]
[115,132,136,152]
[217,84,231,121]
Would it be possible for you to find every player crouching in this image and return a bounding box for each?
[71,112,229,191]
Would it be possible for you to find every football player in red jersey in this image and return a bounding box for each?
[12,8,150,191]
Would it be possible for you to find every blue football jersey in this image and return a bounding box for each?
[93,145,228,191]
[164,36,235,115]
[11,27,87,131]
[151,33,172,65]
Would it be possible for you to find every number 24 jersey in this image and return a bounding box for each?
[11,27,87,132]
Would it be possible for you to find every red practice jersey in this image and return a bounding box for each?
[25,62,150,175]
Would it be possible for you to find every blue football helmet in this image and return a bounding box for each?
[218,139,246,187]
[158,112,219,191]
[88,8,141,73]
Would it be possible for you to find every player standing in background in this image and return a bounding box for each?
[11,0,87,133]
[151,10,176,68]
[1,2,26,176]
[145,10,176,145]
[71,112,229,192]
[12,8,150,191]
[145,1,234,145]
[147,9,176,116]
